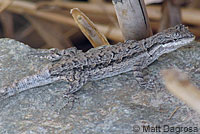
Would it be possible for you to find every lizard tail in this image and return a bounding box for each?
[0,69,57,100]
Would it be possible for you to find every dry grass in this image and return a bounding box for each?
[0,0,199,49]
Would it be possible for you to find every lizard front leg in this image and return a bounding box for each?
[132,63,154,90]
[57,71,88,109]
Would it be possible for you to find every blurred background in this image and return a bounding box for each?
[0,0,199,51]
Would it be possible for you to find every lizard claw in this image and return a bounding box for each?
[62,93,80,110]
[0,86,9,100]
[55,93,79,112]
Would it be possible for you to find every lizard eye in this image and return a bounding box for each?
[173,32,181,38]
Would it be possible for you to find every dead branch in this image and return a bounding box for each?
[162,69,200,114]
[71,8,110,48]
[112,0,152,40]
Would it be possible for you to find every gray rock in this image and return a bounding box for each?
[0,38,200,134]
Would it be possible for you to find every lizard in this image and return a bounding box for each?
[0,24,195,100]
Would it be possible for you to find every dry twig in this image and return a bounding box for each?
[159,0,182,31]
[0,12,14,38]
[168,106,180,120]
[1,1,200,41]
[26,16,72,49]
[0,0,13,13]
[162,69,200,114]
[71,8,109,48]
[36,1,200,27]
[112,0,152,40]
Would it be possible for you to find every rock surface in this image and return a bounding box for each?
[0,38,200,134]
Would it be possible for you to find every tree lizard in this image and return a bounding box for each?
[0,24,195,100]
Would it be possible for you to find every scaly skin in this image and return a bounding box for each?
[0,24,195,100]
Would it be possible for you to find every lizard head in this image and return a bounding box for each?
[143,24,195,67]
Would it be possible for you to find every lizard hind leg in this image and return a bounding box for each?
[62,92,80,110]
[58,73,88,110]
[57,85,83,111]
[132,66,154,90]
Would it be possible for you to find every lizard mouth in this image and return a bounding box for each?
[162,36,195,50]
[158,36,195,57]
[147,36,195,57]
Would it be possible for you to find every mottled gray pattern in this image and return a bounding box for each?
[0,24,195,99]
[0,37,200,134]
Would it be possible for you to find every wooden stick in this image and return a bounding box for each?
[168,106,180,120]
[89,0,104,3]
[159,0,182,31]
[0,0,122,41]
[181,8,200,26]
[0,0,199,41]
[37,1,200,27]
[71,8,110,48]
[36,1,116,16]
[144,0,163,5]
[0,12,14,38]
[162,69,200,114]
[112,0,152,40]
[147,5,200,27]
[0,0,13,13]
[2,0,200,27]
